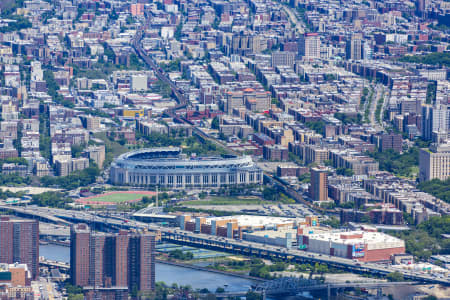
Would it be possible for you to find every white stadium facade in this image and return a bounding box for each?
[110,147,263,188]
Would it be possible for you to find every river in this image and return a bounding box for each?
[40,244,256,293]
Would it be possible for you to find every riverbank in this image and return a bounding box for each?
[40,244,258,293]
[39,240,265,282]
[156,259,266,282]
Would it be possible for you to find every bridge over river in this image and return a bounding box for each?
[216,277,419,299]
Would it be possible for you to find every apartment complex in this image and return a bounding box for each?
[271,51,295,68]
[309,166,330,201]
[70,224,156,293]
[346,34,363,61]
[0,217,39,280]
[419,141,450,181]
[299,33,321,59]
[54,157,89,176]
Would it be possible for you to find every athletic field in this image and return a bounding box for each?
[76,191,156,205]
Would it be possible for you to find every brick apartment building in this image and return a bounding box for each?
[0,217,39,280]
[70,224,156,294]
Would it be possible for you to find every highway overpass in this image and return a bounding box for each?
[2,204,448,286]
[161,230,450,286]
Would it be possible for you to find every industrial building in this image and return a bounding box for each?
[243,227,298,249]
[178,215,303,239]
[178,213,404,262]
[298,229,405,262]
[178,215,321,246]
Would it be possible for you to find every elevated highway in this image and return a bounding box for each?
[0,204,71,225]
[2,204,448,285]
[161,230,449,286]
[40,259,70,272]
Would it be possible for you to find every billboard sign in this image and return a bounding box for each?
[352,243,365,258]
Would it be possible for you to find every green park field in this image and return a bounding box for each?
[77,191,156,205]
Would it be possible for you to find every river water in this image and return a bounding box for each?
[40,244,256,293]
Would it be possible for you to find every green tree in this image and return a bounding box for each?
[71,144,85,158]
[418,178,450,203]
[305,120,325,136]
[298,173,310,183]
[168,249,194,260]
[245,291,263,300]
[174,23,183,41]
[262,186,279,201]
[386,271,404,282]
[398,52,450,67]
[391,216,449,259]
[43,70,74,108]
[31,192,71,208]
[102,43,116,62]
[0,15,31,33]
[324,74,336,81]
[129,53,143,70]
[211,116,220,129]
[160,59,181,72]
[426,82,437,104]
[65,282,83,299]
[336,167,354,176]
[40,166,100,190]
[323,160,332,166]
[340,167,354,176]
[0,173,32,186]
[367,147,419,178]
[334,112,362,125]
[322,217,340,228]
[414,138,432,148]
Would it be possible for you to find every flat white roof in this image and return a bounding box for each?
[307,230,404,247]
[246,228,298,238]
[206,215,300,227]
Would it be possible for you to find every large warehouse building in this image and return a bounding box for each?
[177,213,404,261]
[179,214,301,239]
[298,229,405,262]
[110,147,263,188]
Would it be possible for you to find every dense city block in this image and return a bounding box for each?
[0,0,449,298]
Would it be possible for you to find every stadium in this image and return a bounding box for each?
[109,147,263,188]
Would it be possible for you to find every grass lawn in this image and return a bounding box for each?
[182,196,270,206]
[78,191,155,204]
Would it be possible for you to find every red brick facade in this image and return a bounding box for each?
[361,247,406,262]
